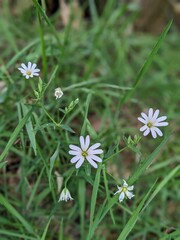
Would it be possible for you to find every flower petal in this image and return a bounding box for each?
[28,62,32,69]
[69,145,81,152]
[119,192,125,202]
[148,108,153,119]
[125,190,134,199]
[86,156,98,168]
[88,143,101,151]
[156,116,167,122]
[70,155,83,163]
[152,109,159,121]
[141,112,148,120]
[154,122,168,127]
[150,128,157,138]
[69,150,81,156]
[75,158,84,168]
[88,154,102,163]
[31,63,37,70]
[80,136,86,150]
[33,69,40,73]
[122,179,128,187]
[140,125,148,132]
[88,149,103,155]
[85,135,90,150]
[138,117,147,124]
[21,63,27,70]
[127,185,134,191]
[152,127,163,137]
[143,128,150,136]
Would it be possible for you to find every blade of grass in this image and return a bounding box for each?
[0,194,37,236]
[119,20,173,106]
[21,104,37,156]
[41,216,52,240]
[89,165,102,229]
[128,134,171,185]
[0,107,33,162]
[78,178,86,239]
[117,181,157,240]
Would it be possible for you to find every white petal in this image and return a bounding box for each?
[86,156,98,168]
[143,128,150,136]
[69,150,80,156]
[80,136,86,150]
[152,127,163,137]
[18,68,26,73]
[125,191,134,199]
[88,154,102,163]
[32,73,39,76]
[75,158,84,168]
[140,125,148,132]
[141,112,148,120]
[88,149,103,155]
[69,145,81,152]
[25,75,29,79]
[88,143,101,151]
[154,122,168,127]
[148,108,153,118]
[152,109,159,121]
[150,128,157,138]
[28,62,32,69]
[21,63,27,70]
[127,185,134,191]
[138,117,147,124]
[33,69,40,73]
[70,155,83,163]
[156,116,167,122]
[31,63,37,70]
[85,135,90,150]
[119,192,125,202]
[122,179,128,187]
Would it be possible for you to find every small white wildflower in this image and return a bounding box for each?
[18,62,40,79]
[138,108,168,138]
[58,188,73,202]
[54,87,63,99]
[114,180,134,202]
[69,135,103,169]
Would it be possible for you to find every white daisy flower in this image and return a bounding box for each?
[114,180,134,202]
[58,188,73,202]
[138,108,168,138]
[54,87,63,99]
[18,62,40,79]
[69,135,103,169]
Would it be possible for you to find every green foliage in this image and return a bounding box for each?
[0,1,179,239]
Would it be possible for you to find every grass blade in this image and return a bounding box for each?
[120,20,173,106]
[128,134,171,185]
[0,107,33,162]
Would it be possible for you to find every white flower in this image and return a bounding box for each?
[69,135,103,169]
[138,108,168,138]
[114,180,134,202]
[18,62,40,79]
[58,188,73,202]
[54,88,63,99]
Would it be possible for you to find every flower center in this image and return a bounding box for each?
[82,151,88,157]
[26,70,32,76]
[147,122,153,128]
[122,187,127,192]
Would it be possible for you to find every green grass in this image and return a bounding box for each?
[0,1,179,239]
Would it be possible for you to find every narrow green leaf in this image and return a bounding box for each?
[78,179,86,239]
[41,217,52,240]
[22,104,37,156]
[49,144,60,190]
[0,107,33,162]
[0,161,7,168]
[128,134,171,185]
[117,181,157,240]
[0,194,36,235]
[89,165,102,228]
[120,20,173,106]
